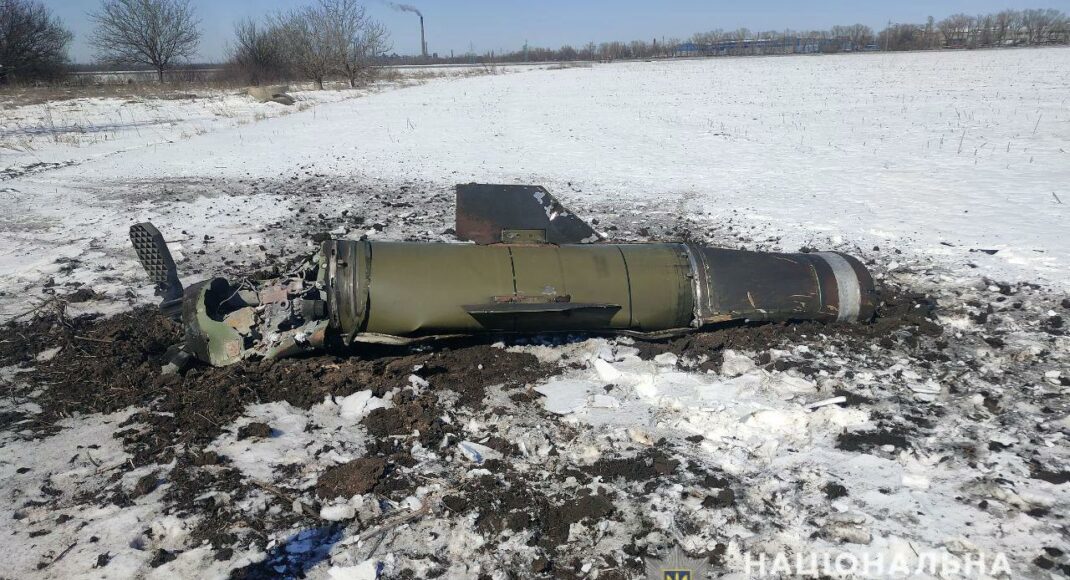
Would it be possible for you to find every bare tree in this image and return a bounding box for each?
[938,14,974,47]
[89,0,201,83]
[328,0,390,88]
[830,24,873,49]
[665,37,680,57]
[974,13,994,47]
[993,10,1020,45]
[878,23,926,51]
[1020,8,1067,44]
[0,0,73,84]
[272,3,337,89]
[229,18,289,85]
[628,39,650,58]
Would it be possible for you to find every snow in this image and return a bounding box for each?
[526,325,1070,575]
[456,440,503,464]
[1,410,158,576]
[326,559,379,580]
[208,397,371,483]
[0,66,541,177]
[320,503,357,522]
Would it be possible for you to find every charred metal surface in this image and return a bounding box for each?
[687,247,877,325]
[455,183,601,245]
[131,184,879,368]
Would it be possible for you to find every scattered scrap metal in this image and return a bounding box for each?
[130,184,878,370]
[246,85,296,106]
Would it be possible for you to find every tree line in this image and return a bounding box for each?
[1,0,389,87]
[228,0,389,88]
[1,0,1068,86]
[882,9,1069,51]
[437,8,1067,64]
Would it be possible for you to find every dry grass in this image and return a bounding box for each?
[546,62,593,70]
[0,65,510,109]
[0,82,235,107]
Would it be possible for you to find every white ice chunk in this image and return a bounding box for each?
[338,390,391,422]
[457,441,503,464]
[535,379,598,414]
[35,346,63,362]
[593,358,623,382]
[720,350,755,377]
[319,503,356,521]
[901,473,931,490]
[653,352,678,367]
[327,560,380,580]
[590,394,621,409]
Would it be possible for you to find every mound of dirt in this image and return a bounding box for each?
[316,458,387,498]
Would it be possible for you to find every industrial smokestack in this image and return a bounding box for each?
[391,3,426,58]
[420,14,426,58]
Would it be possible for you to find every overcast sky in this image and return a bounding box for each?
[51,0,1070,63]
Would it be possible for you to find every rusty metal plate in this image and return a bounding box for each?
[455,184,600,245]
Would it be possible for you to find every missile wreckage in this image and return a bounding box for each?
[130,184,878,369]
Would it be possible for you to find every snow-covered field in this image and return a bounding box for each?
[1,48,1069,579]
[0,65,530,180]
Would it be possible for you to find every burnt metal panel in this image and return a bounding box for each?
[688,247,876,324]
[455,183,600,245]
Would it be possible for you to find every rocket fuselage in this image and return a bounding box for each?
[130,184,880,368]
[322,240,876,343]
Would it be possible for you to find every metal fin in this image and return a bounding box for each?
[129,222,184,317]
[455,183,601,245]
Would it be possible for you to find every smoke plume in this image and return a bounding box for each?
[390,3,422,17]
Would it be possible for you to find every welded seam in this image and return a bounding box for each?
[815,252,861,322]
[806,257,823,309]
[680,243,705,327]
[616,245,634,329]
[359,241,372,333]
[506,246,518,333]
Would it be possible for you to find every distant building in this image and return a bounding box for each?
[674,37,860,57]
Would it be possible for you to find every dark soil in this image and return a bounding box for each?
[588,448,679,482]
[0,304,559,559]
[237,422,272,440]
[316,457,387,498]
[824,482,849,499]
[836,429,911,453]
